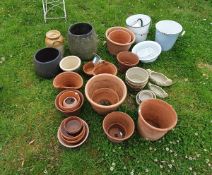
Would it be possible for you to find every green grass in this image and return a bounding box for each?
[0,0,211,174]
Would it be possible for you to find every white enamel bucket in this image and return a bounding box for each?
[155,20,185,51]
[126,14,151,43]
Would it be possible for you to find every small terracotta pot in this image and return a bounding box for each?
[108,30,131,44]
[117,51,139,72]
[63,116,83,135]
[55,90,84,116]
[58,91,81,111]
[85,74,127,115]
[103,111,135,143]
[83,61,95,76]
[93,61,117,75]
[106,27,135,55]
[53,72,83,90]
[137,99,178,141]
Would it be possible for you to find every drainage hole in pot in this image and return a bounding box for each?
[146,119,161,128]
[99,99,112,106]
[108,124,125,139]
[65,97,76,105]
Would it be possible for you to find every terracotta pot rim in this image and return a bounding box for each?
[55,90,84,113]
[103,111,135,141]
[108,30,131,44]
[53,72,83,89]
[59,56,81,72]
[93,61,118,75]
[117,51,139,66]
[105,27,135,46]
[85,74,127,109]
[138,99,178,131]
[126,67,149,84]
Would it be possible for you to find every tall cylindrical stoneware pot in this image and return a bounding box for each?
[68,23,98,60]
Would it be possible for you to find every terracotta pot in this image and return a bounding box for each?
[68,23,98,60]
[93,61,117,75]
[85,74,127,115]
[63,116,83,135]
[55,90,84,116]
[137,99,178,141]
[58,91,81,110]
[117,51,139,72]
[83,61,95,76]
[45,30,64,56]
[103,111,135,143]
[105,27,135,55]
[53,72,83,90]
[108,30,131,44]
[59,56,81,72]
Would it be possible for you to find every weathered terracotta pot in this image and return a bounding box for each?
[55,90,84,116]
[83,61,95,76]
[85,74,127,115]
[117,51,139,72]
[108,30,131,44]
[103,111,135,143]
[138,99,178,141]
[93,61,117,75]
[106,27,135,55]
[53,72,83,90]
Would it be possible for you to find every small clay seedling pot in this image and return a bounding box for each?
[108,30,131,44]
[85,74,127,115]
[106,27,135,55]
[117,51,139,72]
[55,90,84,116]
[59,56,81,72]
[93,61,117,75]
[63,116,83,135]
[83,61,95,76]
[53,72,83,90]
[137,99,178,141]
[103,111,135,143]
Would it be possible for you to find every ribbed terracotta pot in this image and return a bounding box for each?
[106,27,135,55]
[55,90,84,116]
[93,61,117,75]
[137,99,178,141]
[85,74,127,115]
[103,111,135,143]
[53,72,83,90]
[117,51,139,72]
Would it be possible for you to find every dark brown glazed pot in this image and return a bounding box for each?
[137,99,178,141]
[55,90,84,116]
[53,72,83,90]
[117,51,139,72]
[103,111,135,143]
[85,74,127,115]
[93,61,117,75]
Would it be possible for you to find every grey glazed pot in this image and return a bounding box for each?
[68,23,98,60]
[34,48,62,78]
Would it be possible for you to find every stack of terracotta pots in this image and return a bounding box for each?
[57,116,89,148]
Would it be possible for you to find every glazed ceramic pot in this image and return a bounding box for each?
[93,61,117,75]
[85,74,127,115]
[125,67,149,91]
[117,51,139,72]
[138,99,178,141]
[53,72,83,90]
[68,23,98,60]
[55,90,84,116]
[103,111,135,143]
[59,56,81,72]
[45,30,64,56]
[34,48,62,78]
[106,27,135,55]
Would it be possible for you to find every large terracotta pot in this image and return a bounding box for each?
[137,99,177,141]
[85,74,127,115]
[68,23,98,60]
[103,111,135,143]
[105,27,135,55]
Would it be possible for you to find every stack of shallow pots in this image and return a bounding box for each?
[57,116,89,148]
[106,27,135,55]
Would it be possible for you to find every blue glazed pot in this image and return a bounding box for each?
[34,48,62,78]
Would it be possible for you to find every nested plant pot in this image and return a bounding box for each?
[68,23,98,60]
[53,72,83,90]
[93,61,117,75]
[85,74,127,115]
[106,27,135,55]
[103,111,135,143]
[117,51,139,72]
[137,99,177,141]
[34,47,62,78]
